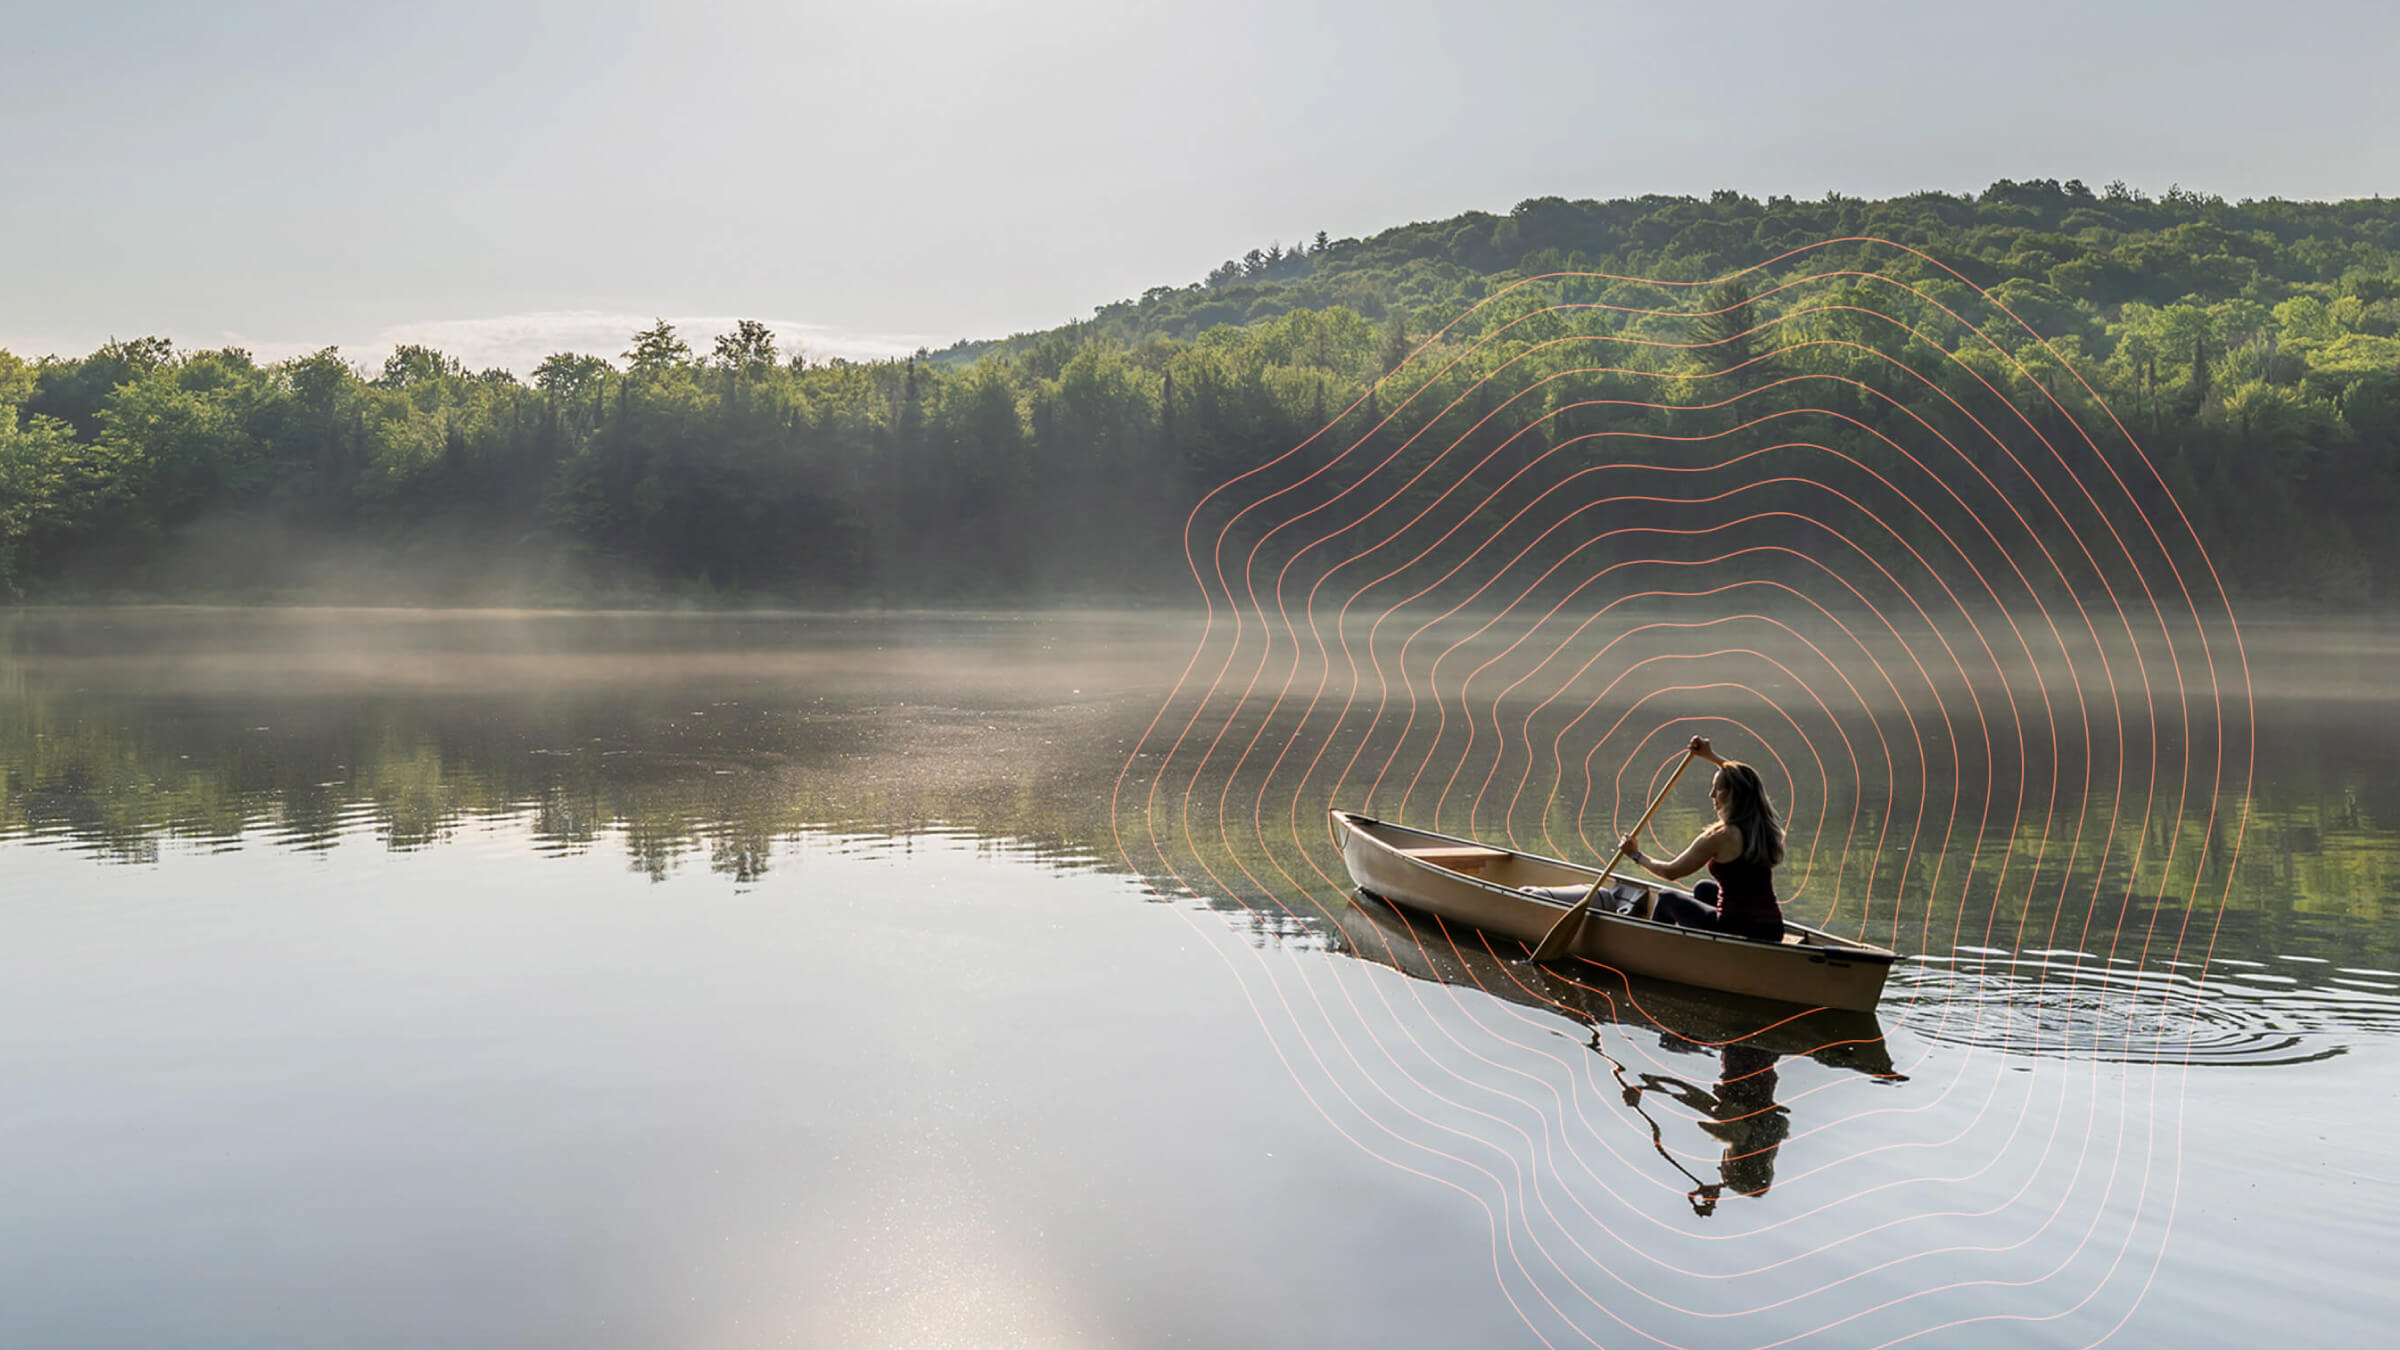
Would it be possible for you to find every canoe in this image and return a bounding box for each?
[1331,809,1900,1012]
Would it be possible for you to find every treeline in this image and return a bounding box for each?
[5,177,2399,604]
[0,310,1381,601]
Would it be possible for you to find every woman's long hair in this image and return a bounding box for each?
[1714,762,1784,867]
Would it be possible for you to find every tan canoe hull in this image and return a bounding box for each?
[1332,809,1898,1013]
[1328,889,1898,1076]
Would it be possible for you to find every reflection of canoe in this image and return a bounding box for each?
[1329,887,1897,1077]
[1332,810,1901,1013]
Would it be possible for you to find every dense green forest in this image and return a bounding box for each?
[5,177,2398,605]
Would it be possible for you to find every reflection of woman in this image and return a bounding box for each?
[1625,1042,1789,1216]
[1620,736,1787,943]
[1705,1044,1788,1201]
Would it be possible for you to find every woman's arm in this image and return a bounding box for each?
[1623,826,1730,881]
[1687,734,1726,767]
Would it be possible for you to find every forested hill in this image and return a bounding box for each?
[5,178,2399,606]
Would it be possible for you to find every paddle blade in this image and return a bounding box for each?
[1527,896,1590,962]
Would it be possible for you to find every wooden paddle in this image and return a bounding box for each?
[1528,747,1699,963]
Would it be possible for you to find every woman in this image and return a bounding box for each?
[1620,736,1786,944]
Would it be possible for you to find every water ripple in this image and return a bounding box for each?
[1889,947,2400,1066]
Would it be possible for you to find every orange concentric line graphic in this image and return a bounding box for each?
[1107,240,2251,1348]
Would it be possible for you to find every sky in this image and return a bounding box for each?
[6,0,2398,372]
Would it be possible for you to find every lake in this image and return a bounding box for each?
[3,607,2395,1349]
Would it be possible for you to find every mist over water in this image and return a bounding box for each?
[2,607,2395,1348]
[8,607,2374,950]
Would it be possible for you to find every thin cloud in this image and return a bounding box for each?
[371,311,939,372]
[3,312,942,373]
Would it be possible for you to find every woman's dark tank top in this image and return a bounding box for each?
[1707,854,1784,941]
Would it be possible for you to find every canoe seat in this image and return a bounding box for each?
[1401,845,1512,870]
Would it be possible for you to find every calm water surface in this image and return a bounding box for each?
[2,608,2395,1349]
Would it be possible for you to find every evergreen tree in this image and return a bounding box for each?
[1378,313,1411,375]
